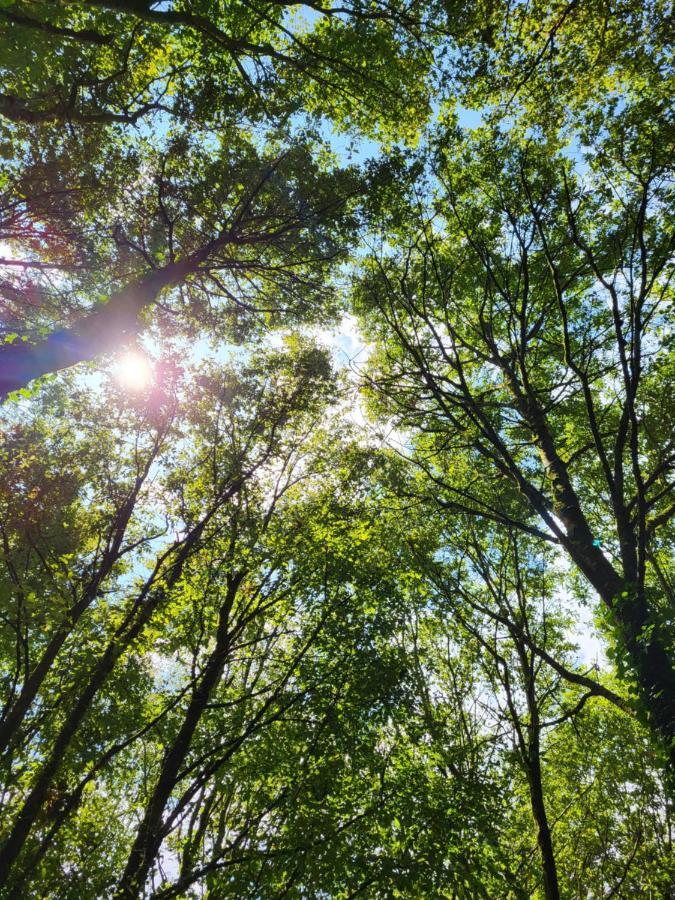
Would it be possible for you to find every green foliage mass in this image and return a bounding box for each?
[0,1,673,898]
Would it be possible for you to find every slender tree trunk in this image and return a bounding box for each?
[117,574,243,898]
[0,595,162,885]
[0,614,87,755]
[526,747,560,900]
[515,640,560,900]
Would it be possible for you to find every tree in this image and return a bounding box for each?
[381,486,672,896]
[0,0,673,895]
[0,0,444,398]
[355,111,675,771]
[0,135,363,398]
[0,0,439,134]
[0,340,336,887]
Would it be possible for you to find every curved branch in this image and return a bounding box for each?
[0,9,112,44]
[0,92,166,125]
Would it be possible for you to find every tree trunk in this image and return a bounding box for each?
[509,383,675,778]
[0,268,174,399]
[615,593,675,778]
[526,748,560,900]
[0,473,247,885]
[117,575,242,898]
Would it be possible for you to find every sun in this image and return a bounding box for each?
[114,351,154,390]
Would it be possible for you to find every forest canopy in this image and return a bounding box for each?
[0,1,673,897]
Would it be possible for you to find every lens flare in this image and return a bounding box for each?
[114,352,154,390]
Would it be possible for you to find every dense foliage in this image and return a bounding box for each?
[0,1,672,897]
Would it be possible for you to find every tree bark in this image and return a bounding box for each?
[0,92,155,125]
[0,268,174,399]
[0,227,235,402]
[526,747,560,900]
[0,566,179,886]
[517,642,561,900]
[0,10,111,45]
[503,368,675,777]
[117,573,243,898]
